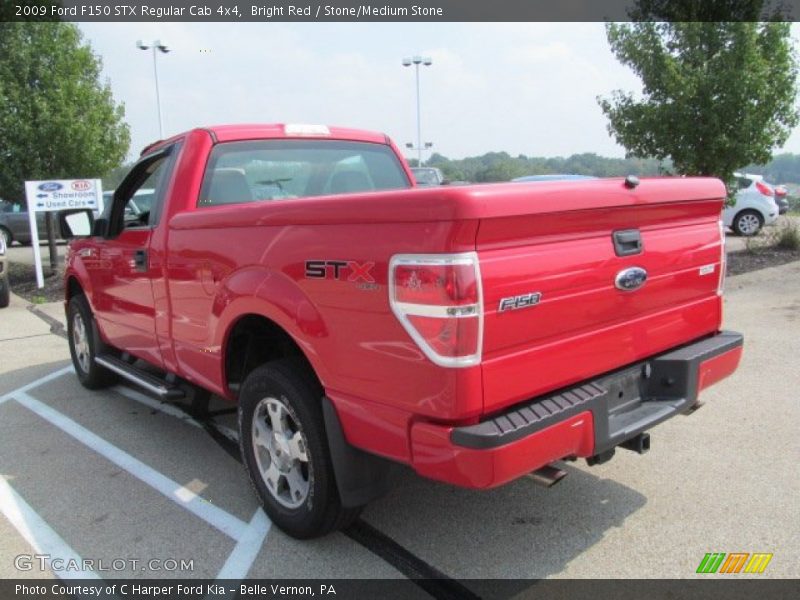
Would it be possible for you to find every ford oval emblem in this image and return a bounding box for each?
[38,182,62,192]
[615,267,648,291]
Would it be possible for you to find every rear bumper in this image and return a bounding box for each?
[410,331,743,488]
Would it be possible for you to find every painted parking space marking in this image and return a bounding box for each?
[215,509,271,580]
[0,366,462,592]
[14,390,249,541]
[0,367,275,580]
[0,477,100,580]
[0,365,73,405]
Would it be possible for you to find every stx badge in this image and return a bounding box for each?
[305,260,375,283]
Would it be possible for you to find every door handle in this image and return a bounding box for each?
[133,249,148,272]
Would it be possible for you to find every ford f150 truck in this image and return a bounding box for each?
[60,123,743,538]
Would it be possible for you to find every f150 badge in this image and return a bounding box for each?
[498,292,542,312]
[615,267,648,291]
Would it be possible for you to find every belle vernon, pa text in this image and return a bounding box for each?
[15,583,337,597]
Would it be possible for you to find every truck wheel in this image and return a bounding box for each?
[733,210,763,236]
[238,359,362,539]
[67,295,117,389]
[0,277,9,308]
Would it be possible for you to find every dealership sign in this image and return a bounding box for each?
[23,178,104,288]
[24,178,102,212]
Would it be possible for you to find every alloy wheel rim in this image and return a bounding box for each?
[72,313,91,373]
[251,396,311,508]
[739,214,760,235]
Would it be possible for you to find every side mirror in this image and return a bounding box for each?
[440,178,451,186]
[58,209,94,239]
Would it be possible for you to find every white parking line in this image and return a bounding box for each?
[0,365,73,405]
[215,509,271,580]
[14,390,249,541]
[0,476,101,580]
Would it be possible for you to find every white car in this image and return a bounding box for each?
[722,173,779,236]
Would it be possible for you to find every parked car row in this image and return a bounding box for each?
[0,199,67,246]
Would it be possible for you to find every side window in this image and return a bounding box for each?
[106,143,180,237]
[121,163,165,228]
[737,177,752,190]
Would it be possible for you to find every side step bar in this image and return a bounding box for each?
[95,355,185,399]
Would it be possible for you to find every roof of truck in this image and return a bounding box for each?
[207,123,389,144]
[141,124,390,155]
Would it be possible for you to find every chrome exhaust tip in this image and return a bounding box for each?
[527,464,568,488]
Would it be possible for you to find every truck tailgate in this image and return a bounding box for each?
[477,178,725,414]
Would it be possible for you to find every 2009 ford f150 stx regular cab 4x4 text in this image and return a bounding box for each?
[60,124,743,538]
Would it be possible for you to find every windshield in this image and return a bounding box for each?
[198,140,411,207]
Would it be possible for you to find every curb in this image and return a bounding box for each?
[26,304,67,339]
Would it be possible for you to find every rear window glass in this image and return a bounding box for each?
[198,140,410,207]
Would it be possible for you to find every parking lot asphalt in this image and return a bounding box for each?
[0,261,798,589]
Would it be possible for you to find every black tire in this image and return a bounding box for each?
[733,209,764,237]
[0,276,9,308]
[67,295,117,389]
[238,359,362,539]
[0,227,11,247]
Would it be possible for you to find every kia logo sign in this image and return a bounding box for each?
[615,267,648,291]
[71,180,92,191]
[37,182,62,192]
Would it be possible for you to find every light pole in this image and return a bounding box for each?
[402,55,432,165]
[136,39,170,138]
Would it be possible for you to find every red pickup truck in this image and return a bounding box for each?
[60,124,743,538]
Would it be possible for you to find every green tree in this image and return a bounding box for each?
[0,23,130,201]
[598,17,798,187]
[101,162,135,191]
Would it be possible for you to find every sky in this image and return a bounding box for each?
[77,22,800,163]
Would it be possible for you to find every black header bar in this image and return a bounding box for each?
[5,0,800,22]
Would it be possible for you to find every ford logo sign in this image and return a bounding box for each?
[38,182,62,192]
[615,267,648,291]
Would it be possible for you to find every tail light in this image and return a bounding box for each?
[718,220,726,297]
[389,253,483,367]
[755,181,774,197]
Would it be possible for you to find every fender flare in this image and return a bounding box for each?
[213,266,331,386]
